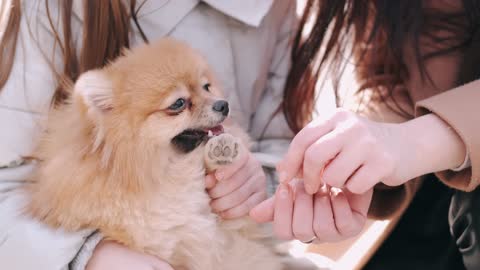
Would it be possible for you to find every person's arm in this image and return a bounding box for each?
[414,80,479,191]
[398,114,466,180]
[368,80,479,219]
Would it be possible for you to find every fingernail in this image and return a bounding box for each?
[330,187,342,197]
[278,184,289,199]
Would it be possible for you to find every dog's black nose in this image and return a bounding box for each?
[212,100,229,116]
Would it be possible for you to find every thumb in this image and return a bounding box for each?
[249,197,275,223]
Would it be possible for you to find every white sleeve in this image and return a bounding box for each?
[0,166,93,270]
[70,232,104,270]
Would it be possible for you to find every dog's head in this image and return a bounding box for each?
[73,38,228,156]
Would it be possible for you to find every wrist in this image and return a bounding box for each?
[399,114,466,178]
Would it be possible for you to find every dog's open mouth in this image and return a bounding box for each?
[205,125,224,137]
[171,125,224,153]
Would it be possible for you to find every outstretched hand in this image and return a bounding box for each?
[250,180,372,243]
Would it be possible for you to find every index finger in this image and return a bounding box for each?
[277,119,333,183]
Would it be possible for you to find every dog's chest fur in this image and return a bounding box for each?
[121,150,224,269]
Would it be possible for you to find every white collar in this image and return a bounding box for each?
[73,0,274,28]
[202,0,274,27]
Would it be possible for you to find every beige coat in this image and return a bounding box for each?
[0,1,296,269]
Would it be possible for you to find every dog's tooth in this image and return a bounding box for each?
[208,130,213,137]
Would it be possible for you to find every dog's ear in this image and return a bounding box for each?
[74,70,113,113]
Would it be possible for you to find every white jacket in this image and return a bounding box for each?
[0,0,297,269]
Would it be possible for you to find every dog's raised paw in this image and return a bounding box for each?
[204,133,241,170]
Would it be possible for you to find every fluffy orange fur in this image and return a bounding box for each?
[25,39,286,270]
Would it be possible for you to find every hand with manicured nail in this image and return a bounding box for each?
[205,145,267,219]
[249,181,372,243]
[276,108,414,194]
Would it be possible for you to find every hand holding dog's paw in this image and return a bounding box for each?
[204,135,267,219]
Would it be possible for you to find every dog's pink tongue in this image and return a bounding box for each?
[208,125,224,136]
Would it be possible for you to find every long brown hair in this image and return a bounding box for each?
[283,0,480,133]
[0,0,21,92]
[0,0,148,106]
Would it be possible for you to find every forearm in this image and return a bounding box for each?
[401,113,467,179]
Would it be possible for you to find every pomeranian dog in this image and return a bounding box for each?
[25,38,287,270]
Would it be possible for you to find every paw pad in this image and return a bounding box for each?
[205,134,240,166]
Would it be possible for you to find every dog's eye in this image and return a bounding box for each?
[203,83,211,92]
[168,98,186,110]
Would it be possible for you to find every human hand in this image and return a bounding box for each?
[250,180,372,243]
[277,109,413,194]
[205,146,267,219]
[86,240,173,270]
